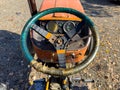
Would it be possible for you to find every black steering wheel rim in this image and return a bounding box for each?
[20,7,99,76]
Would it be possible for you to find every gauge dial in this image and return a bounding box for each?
[63,21,75,32]
[46,21,58,33]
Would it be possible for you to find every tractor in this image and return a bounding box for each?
[20,0,99,90]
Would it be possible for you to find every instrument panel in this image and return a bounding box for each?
[38,20,80,34]
[34,20,89,51]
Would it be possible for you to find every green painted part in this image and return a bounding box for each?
[20,7,95,62]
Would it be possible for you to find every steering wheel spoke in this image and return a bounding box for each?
[56,49,66,68]
[69,34,92,44]
[31,24,57,44]
[63,20,86,41]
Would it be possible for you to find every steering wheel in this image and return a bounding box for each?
[21,8,99,76]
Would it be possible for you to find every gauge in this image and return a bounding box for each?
[63,21,75,32]
[46,21,58,33]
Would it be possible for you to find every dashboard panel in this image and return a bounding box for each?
[37,20,80,34]
[33,20,90,51]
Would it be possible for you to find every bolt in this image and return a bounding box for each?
[71,53,75,58]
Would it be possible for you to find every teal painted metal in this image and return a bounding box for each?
[20,8,97,63]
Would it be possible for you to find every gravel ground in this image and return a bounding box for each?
[0,0,120,90]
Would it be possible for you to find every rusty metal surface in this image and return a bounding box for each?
[27,0,37,16]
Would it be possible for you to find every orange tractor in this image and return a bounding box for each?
[20,0,99,90]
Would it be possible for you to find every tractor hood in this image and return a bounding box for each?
[39,0,84,21]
